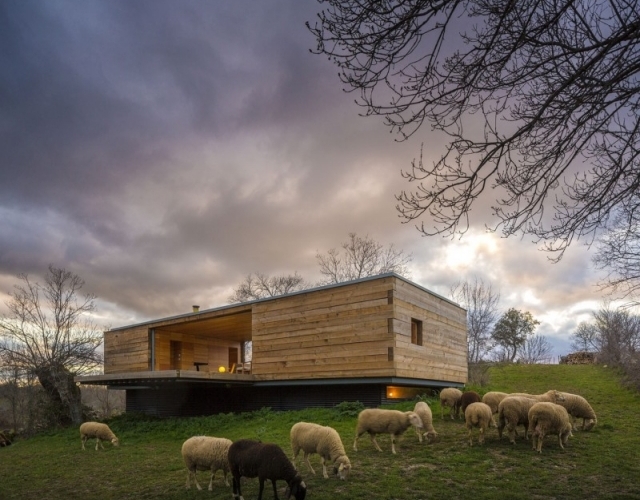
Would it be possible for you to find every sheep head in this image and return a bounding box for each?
[406,411,423,428]
[333,456,351,480]
[284,475,307,500]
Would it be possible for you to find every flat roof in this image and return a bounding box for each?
[107,272,464,333]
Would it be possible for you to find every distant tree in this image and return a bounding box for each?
[491,309,540,363]
[308,1,640,270]
[316,232,412,285]
[518,335,553,365]
[571,304,640,366]
[450,278,500,363]
[570,322,600,353]
[0,265,103,426]
[228,272,309,303]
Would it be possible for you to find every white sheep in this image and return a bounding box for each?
[181,435,232,491]
[290,422,351,480]
[464,402,496,446]
[481,391,510,414]
[353,408,423,454]
[508,390,565,403]
[557,392,597,431]
[412,402,438,443]
[527,402,573,453]
[497,396,537,444]
[439,388,463,420]
[79,422,119,451]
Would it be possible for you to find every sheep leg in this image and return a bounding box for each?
[321,457,329,479]
[232,476,244,500]
[479,427,485,445]
[369,433,383,452]
[95,438,103,450]
[535,430,545,453]
[207,469,215,491]
[415,426,423,443]
[467,427,473,446]
[81,436,87,450]
[390,434,397,454]
[508,427,516,445]
[222,469,229,487]
[192,470,202,491]
[303,452,316,475]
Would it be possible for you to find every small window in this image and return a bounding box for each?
[411,318,423,346]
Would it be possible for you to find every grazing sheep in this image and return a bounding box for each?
[290,422,351,480]
[412,402,438,443]
[79,422,119,451]
[460,391,481,415]
[482,391,510,414]
[228,439,306,500]
[181,435,232,491]
[353,408,423,454]
[439,388,463,419]
[508,390,565,404]
[464,402,495,446]
[557,392,597,431]
[497,396,537,444]
[527,402,573,453]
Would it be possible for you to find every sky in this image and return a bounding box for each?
[0,0,620,361]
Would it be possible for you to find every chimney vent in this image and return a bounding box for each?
[192,305,200,312]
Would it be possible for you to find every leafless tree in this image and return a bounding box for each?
[450,278,500,363]
[596,307,640,366]
[228,272,310,303]
[518,335,553,364]
[308,1,640,267]
[570,322,600,353]
[593,200,640,305]
[0,265,103,426]
[316,232,412,285]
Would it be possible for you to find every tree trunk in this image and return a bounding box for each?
[34,363,83,426]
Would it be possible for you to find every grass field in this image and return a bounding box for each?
[2,364,639,500]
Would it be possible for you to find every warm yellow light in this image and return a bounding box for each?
[388,391,394,398]
[218,366,226,373]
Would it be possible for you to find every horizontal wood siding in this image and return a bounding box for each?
[104,327,149,374]
[252,277,396,380]
[392,279,468,383]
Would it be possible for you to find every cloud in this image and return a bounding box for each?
[0,1,619,357]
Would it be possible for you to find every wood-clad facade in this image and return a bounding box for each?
[79,274,467,416]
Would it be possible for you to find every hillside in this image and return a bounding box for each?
[1,364,639,500]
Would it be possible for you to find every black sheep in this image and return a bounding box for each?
[460,391,481,415]
[228,439,306,500]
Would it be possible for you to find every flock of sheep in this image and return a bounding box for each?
[78,386,596,499]
[440,387,597,451]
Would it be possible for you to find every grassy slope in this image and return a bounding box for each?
[2,364,639,500]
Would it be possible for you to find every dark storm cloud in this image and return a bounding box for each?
[0,1,616,355]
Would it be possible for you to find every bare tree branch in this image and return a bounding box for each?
[309,0,640,266]
[228,272,310,303]
[0,265,103,426]
[316,232,412,284]
[450,277,500,363]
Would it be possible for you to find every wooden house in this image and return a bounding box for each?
[77,273,468,416]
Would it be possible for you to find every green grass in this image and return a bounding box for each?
[2,364,640,500]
